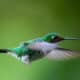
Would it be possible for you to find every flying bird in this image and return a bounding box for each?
[0,33,80,64]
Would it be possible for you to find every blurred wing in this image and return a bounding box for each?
[46,48,80,60]
[27,42,57,62]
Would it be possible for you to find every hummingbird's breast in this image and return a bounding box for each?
[28,42,58,52]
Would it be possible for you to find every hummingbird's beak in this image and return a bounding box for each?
[64,37,80,40]
[52,36,80,43]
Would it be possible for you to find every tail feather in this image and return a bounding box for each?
[0,49,8,53]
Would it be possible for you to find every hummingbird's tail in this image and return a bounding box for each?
[0,49,9,53]
[64,37,80,40]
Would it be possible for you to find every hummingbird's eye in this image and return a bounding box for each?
[50,35,64,43]
[51,36,55,39]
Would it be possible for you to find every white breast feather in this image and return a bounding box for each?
[28,42,58,52]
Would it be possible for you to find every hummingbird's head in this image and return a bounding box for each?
[43,33,80,43]
[43,33,64,43]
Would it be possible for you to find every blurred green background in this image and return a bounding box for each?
[0,0,80,80]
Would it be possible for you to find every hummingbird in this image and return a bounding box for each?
[0,33,80,64]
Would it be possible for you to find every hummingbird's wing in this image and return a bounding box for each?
[27,42,58,61]
[46,48,80,60]
[28,42,57,55]
[28,42,80,61]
